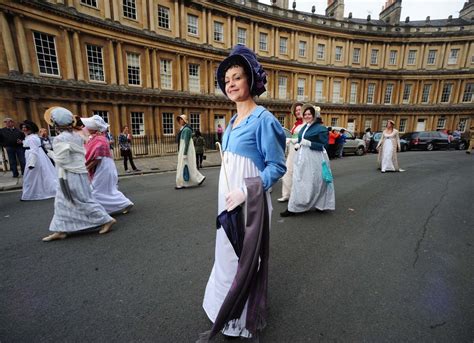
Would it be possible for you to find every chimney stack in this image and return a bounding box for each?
[271,0,289,9]
[325,0,344,20]
[460,0,474,20]
[379,0,402,25]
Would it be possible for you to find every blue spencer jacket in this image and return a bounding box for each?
[222,106,286,191]
[298,123,329,151]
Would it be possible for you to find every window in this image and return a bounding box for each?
[259,33,268,51]
[458,118,468,132]
[402,84,412,104]
[407,50,417,65]
[335,46,343,62]
[123,0,136,20]
[297,78,305,101]
[188,64,200,93]
[332,81,341,103]
[158,6,170,29]
[352,48,360,63]
[317,44,325,59]
[214,68,222,95]
[364,119,372,130]
[370,49,378,64]
[349,83,358,104]
[81,0,97,7]
[448,49,459,64]
[389,50,397,65]
[189,113,200,131]
[277,115,285,127]
[421,84,432,103]
[399,118,407,133]
[278,76,287,100]
[462,83,473,102]
[237,28,247,45]
[279,37,288,54]
[331,118,338,127]
[93,110,109,124]
[130,112,144,136]
[427,50,437,65]
[126,52,140,85]
[315,80,324,102]
[162,112,174,135]
[384,84,394,104]
[367,83,376,104]
[187,14,198,35]
[436,118,446,130]
[86,44,104,82]
[214,22,224,42]
[380,119,388,131]
[33,32,59,76]
[160,60,172,89]
[440,83,452,103]
[299,41,306,57]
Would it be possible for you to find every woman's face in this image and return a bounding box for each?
[21,126,31,135]
[39,128,47,137]
[303,110,314,123]
[224,66,250,102]
[386,121,394,129]
[123,127,129,133]
[295,105,303,119]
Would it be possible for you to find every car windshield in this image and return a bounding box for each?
[374,132,382,140]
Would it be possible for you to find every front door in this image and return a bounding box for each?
[416,119,426,132]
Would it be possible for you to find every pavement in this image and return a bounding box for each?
[0,151,222,191]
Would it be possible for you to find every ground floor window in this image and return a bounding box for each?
[93,110,109,124]
[277,115,285,127]
[130,112,145,136]
[436,118,446,130]
[399,118,407,133]
[190,112,200,131]
[458,118,468,132]
[364,119,372,130]
[331,117,338,127]
[162,112,174,135]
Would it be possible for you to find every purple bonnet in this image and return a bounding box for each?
[216,45,267,97]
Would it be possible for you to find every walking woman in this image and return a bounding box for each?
[193,129,206,169]
[277,101,304,202]
[41,107,116,242]
[118,126,140,173]
[281,104,335,216]
[200,45,286,341]
[20,120,57,201]
[82,115,134,214]
[376,120,403,172]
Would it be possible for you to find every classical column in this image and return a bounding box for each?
[62,29,75,80]
[154,106,162,139]
[418,44,426,69]
[227,16,231,49]
[0,12,19,72]
[111,103,121,135]
[207,10,212,44]
[29,99,41,125]
[148,0,155,31]
[441,42,451,68]
[232,16,236,47]
[145,48,151,88]
[176,55,182,91]
[116,41,125,85]
[362,41,368,68]
[120,104,128,128]
[104,0,111,19]
[271,27,275,56]
[108,39,117,84]
[202,8,207,44]
[203,58,208,93]
[152,49,159,89]
[13,15,32,74]
[400,44,406,68]
[111,0,120,22]
[15,98,27,120]
[174,0,180,38]
[290,30,295,60]
[80,102,88,117]
[72,31,84,81]
[180,1,186,40]
[462,41,470,68]
[182,55,187,91]
[328,37,334,65]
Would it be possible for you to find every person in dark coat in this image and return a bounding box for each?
[0,118,26,177]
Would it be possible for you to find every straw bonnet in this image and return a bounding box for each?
[177,114,188,123]
[44,107,75,126]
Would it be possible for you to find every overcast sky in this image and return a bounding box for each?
[259,0,466,21]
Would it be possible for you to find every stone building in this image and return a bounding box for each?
[0,0,473,138]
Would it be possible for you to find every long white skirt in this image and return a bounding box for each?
[22,148,57,201]
[281,142,297,199]
[91,157,133,214]
[288,147,335,212]
[381,139,396,172]
[176,138,205,188]
[203,152,272,337]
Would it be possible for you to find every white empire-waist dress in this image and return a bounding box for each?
[21,134,58,201]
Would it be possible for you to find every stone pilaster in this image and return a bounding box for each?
[62,28,75,80]
[116,41,125,85]
[13,15,32,74]
[0,12,19,72]
[72,31,84,81]
[108,39,117,84]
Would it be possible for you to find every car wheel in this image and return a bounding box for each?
[355,146,365,156]
[426,143,434,151]
[458,142,466,150]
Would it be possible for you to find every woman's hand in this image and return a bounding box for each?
[300,138,311,147]
[225,188,246,211]
[294,143,301,151]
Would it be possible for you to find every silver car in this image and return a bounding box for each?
[332,127,366,156]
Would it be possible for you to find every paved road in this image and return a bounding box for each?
[1,151,473,342]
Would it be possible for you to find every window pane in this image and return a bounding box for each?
[86,44,104,82]
[160,60,172,89]
[158,6,170,29]
[33,32,59,76]
[162,112,174,135]
[127,52,141,85]
[130,112,144,135]
[123,0,137,19]
[187,14,198,35]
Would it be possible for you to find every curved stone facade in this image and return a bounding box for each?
[0,0,473,137]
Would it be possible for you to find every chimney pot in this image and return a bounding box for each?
[426,15,430,22]
[405,16,410,23]
[348,12,352,18]
[367,14,371,21]
[311,5,315,14]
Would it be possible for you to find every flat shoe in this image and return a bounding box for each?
[99,218,116,234]
[42,232,67,242]
[122,204,134,214]
[198,176,206,186]
[277,197,288,202]
[280,209,295,217]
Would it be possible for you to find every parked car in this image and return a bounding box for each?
[332,127,366,156]
[444,133,468,150]
[368,132,408,153]
[401,131,452,151]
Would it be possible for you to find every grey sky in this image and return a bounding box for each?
[259,0,466,21]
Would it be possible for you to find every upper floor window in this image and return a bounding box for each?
[331,118,339,127]
[81,0,97,7]
[349,83,358,104]
[86,44,105,82]
[297,78,305,101]
[188,64,200,93]
[214,22,224,42]
[187,14,198,35]
[407,50,417,65]
[162,112,174,135]
[299,41,307,57]
[160,60,172,89]
[126,52,140,85]
[317,44,325,60]
[315,80,324,102]
[332,81,342,103]
[421,84,432,103]
[367,83,376,104]
[335,46,343,62]
[402,84,412,104]
[158,6,170,29]
[352,48,360,63]
[237,28,247,45]
[462,83,473,102]
[189,112,201,131]
[259,33,268,51]
[370,49,379,64]
[279,37,288,55]
[278,76,287,100]
[448,49,459,65]
[33,32,59,76]
[130,112,144,136]
[427,50,437,65]
[123,0,137,20]
[389,50,397,65]
[440,83,453,103]
[384,84,394,104]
